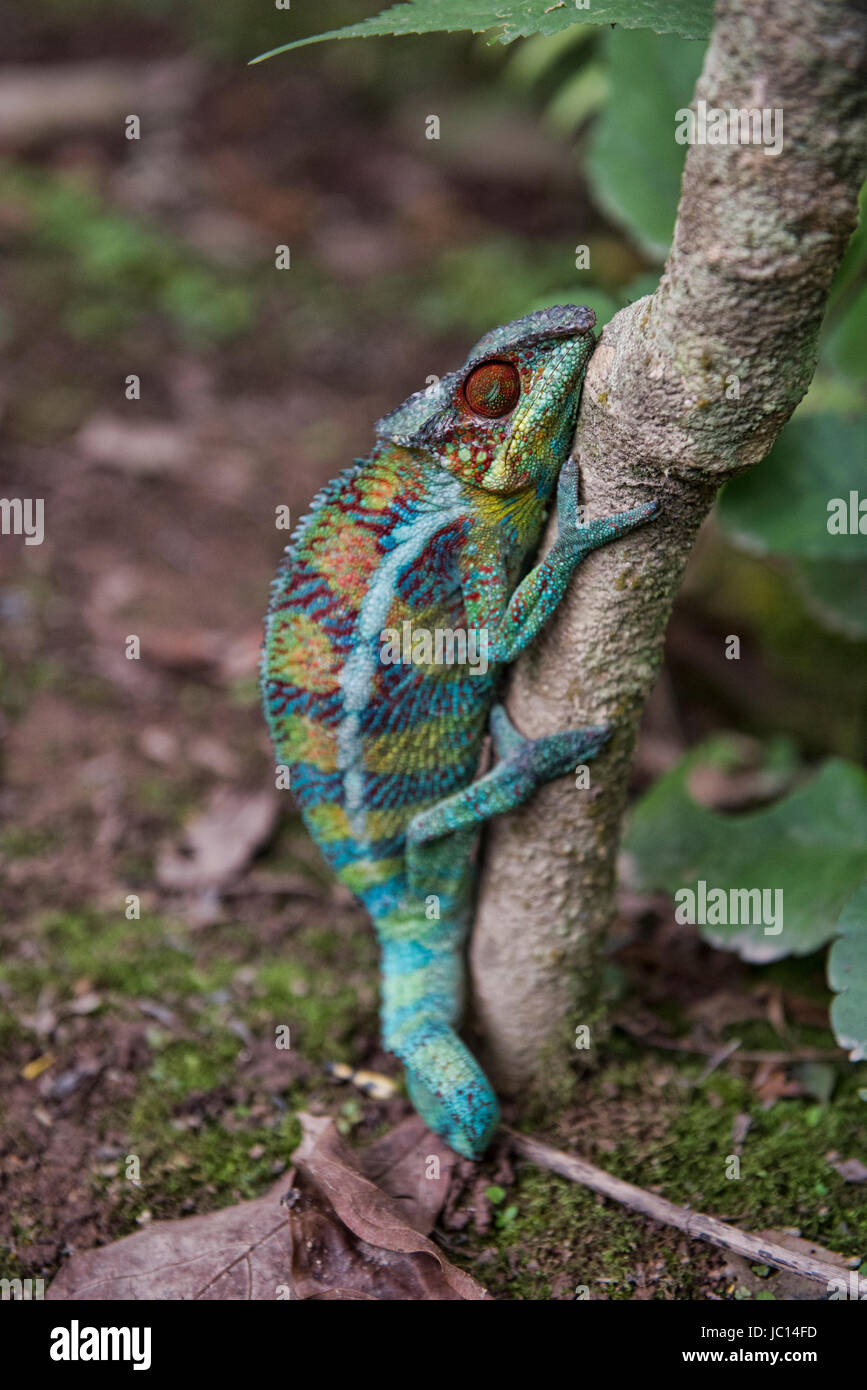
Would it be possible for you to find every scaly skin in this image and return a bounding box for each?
[261,305,658,1158]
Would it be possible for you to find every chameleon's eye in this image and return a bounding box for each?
[462,360,521,419]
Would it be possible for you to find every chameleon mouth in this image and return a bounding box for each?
[508,332,593,439]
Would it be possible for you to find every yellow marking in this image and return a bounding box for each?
[341,855,403,895]
[364,711,484,773]
[307,800,353,842]
[279,714,338,771]
[309,521,380,591]
[269,612,339,692]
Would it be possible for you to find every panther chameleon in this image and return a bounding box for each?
[261,304,659,1159]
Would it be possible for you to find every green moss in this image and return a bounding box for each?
[148,1038,242,1099]
[0,826,56,857]
[0,911,234,1002]
[454,1036,866,1299]
[103,1091,302,1227]
[0,164,258,348]
[252,924,376,1062]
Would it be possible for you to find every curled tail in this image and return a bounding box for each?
[377,912,499,1160]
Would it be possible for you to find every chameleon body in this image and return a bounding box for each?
[261,305,658,1159]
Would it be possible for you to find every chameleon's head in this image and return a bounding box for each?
[376,304,596,497]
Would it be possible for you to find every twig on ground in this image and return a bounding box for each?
[615,1019,842,1065]
[505,1126,865,1296]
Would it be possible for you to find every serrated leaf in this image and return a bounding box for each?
[717,413,867,561]
[624,741,867,962]
[250,1,714,63]
[828,884,867,1062]
[587,28,705,258]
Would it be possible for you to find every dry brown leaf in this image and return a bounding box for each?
[47,1178,296,1300]
[77,413,191,476]
[356,1114,456,1235]
[828,1156,867,1183]
[289,1113,489,1299]
[156,789,278,891]
[47,1116,489,1301]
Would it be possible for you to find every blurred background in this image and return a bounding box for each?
[1,1,864,1299]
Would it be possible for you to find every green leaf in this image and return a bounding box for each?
[717,413,867,561]
[822,181,867,384]
[791,557,867,641]
[792,1061,836,1104]
[587,28,705,258]
[624,740,867,962]
[828,884,867,1062]
[823,282,867,384]
[250,1,715,63]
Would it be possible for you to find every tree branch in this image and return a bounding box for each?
[471,0,867,1095]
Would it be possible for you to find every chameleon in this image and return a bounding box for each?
[261,304,658,1160]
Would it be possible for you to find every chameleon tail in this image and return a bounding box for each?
[377,922,500,1160]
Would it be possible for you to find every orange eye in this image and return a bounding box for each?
[462,360,521,419]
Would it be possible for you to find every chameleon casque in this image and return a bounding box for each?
[261,304,658,1160]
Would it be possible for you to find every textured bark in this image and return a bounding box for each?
[470,0,867,1095]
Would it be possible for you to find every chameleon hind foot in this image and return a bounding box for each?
[489,702,609,783]
[406,706,610,888]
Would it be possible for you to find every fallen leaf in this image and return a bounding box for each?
[288,1113,488,1299]
[77,413,191,475]
[21,1052,56,1081]
[357,1115,455,1235]
[47,1178,295,1300]
[46,1117,488,1301]
[156,789,278,891]
[752,1062,804,1109]
[828,1156,867,1183]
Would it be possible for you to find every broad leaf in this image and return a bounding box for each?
[822,181,867,384]
[717,413,867,562]
[792,557,867,641]
[587,28,706,258]
[829,885,867,1063]
[48,1116,485,1301]
[823,283,867,384]
[624,740,867,962]
[251,1,715,63]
